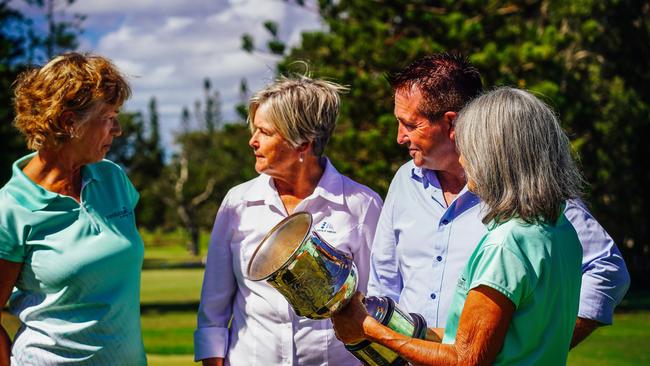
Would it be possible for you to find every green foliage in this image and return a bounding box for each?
[23,0,85,61]
[241,33,254,53]
[107,105,166,230]
[277,0,650,286]
[241,18,287,55]
[0,2,29,185]
[0,0,83,185]
[168,123,256,230]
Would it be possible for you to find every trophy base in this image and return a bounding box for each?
[345,296,427,366]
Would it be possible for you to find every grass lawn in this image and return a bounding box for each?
[139,309,650,366]
[142,311,197,355]
[140,268,203,359]
[568,311,650,365]
[140,268,203,305]
[147,354,195,365]
[4,237,648,365]
[140,228,210,269]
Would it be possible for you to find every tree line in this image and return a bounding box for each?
[1,0,648,288]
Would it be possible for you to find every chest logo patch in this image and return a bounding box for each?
[315,221,336,234]
[457,274,468,291]
[106,206,134,220]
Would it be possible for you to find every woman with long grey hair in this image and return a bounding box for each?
[332,87,584,365]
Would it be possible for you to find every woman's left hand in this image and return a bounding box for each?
[331,291,371,344]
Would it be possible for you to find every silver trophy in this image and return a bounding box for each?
[247,211,358,319]
[247,211,431,365]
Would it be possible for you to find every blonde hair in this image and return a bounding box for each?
[247,75,347,156]
[13,52,131,150]
[455,87,584,224]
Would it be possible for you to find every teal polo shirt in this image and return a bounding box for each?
[442,213,582,365]
[0,153,146,365]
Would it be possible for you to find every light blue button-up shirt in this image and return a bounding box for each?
[367,160,630,327]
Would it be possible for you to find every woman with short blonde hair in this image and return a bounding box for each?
[195,74,383,366]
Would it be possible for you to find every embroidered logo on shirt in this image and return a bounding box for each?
[106,206,134,220]
[315,221,336,234]
[457,274,468,291]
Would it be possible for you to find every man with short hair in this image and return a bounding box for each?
[367,52,630,347]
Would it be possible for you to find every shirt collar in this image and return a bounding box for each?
[420,168,442,190]
[243,156,345,206]
[414,165,479,210]
[5,152,102,211]
[311,156,344,205]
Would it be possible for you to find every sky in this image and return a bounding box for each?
[17,0,324,149]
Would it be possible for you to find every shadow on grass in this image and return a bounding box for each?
[141,301,199,314]
[143,258,203,270]
[617,290,650,312]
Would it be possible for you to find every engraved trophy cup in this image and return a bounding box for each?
[247,211,358,319]
[247,211,431,365]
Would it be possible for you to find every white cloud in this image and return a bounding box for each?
[69,0,324,150]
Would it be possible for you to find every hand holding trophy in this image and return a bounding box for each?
[247,212,433,366]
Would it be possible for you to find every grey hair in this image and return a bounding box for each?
[455,87,584,224]
[247,75,348,156]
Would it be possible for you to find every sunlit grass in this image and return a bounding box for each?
[147,354,195,366]
[5,229,648,366]
[568,311,650,365]
[141,311,196,355]
[140,268,204,305]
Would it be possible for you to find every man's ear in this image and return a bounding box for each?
[444,111,457,139]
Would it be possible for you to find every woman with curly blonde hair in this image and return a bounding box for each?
[0,52,146,365]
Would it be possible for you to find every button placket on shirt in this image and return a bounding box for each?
[281,304,294,365]
[79,178,101,234]
[429,207,454,321]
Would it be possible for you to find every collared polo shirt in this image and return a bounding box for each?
[0,153,146,365]
[442,215,582,364]
[367,160,629,328]
[194,157,383,365]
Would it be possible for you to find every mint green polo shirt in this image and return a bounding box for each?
[442,213,582,365]
[0,153,146,365]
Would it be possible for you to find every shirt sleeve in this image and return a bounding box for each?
[0,225,23,263]
[367,182,403,301]
[564,199,631,325]
[194,192,237,361]
[117,166,140,209]
[467,243,532,309]
[353,193,383,293]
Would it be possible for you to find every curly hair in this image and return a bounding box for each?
[13,52,131,150]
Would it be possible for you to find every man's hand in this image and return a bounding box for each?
[331,292,372,344]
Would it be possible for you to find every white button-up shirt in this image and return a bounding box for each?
[194,158,382,365]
